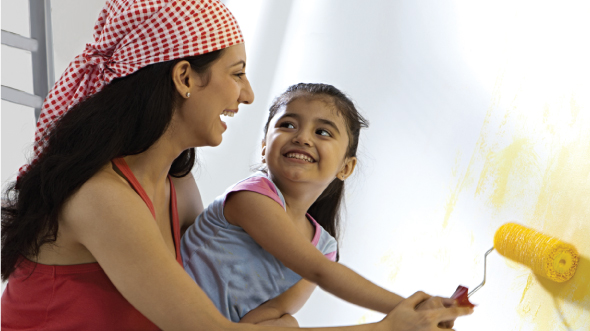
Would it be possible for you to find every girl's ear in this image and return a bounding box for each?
[337,156,357,180]
[261,141,267,163]
[171,60,200,98]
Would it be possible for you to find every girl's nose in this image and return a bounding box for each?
[292,131,312,147]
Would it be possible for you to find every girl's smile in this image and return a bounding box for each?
[284,150,316,163]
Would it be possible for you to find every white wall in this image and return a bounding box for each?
[223,1,590,329]
[2,1,589,330]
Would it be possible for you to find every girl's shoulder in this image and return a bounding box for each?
[230,172,274,193]
[227,172,285,210]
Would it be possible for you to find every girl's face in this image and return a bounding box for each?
[175,43,254,148]
[263,96,357,190]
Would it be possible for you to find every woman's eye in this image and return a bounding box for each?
[235,73,245,79]
[316,129,331,137]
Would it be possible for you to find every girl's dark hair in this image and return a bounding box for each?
[263,83,369,259]
[1,49,224,281]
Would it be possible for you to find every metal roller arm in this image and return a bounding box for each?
[468,247,494,297]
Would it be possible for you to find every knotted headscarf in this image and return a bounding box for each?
[19,0,243,178]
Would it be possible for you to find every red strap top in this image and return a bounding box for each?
[112,158,182,264]
[1,158,182,331]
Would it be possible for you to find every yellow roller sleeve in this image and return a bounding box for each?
[494,223,579,282]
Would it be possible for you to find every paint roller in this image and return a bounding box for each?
[451,222,579,306]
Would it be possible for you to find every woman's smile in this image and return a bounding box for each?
[220,109,238,130]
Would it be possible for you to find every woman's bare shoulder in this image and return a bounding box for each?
[38,163,142,264]
[60,162,141,227]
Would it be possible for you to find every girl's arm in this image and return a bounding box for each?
[239,279,317,325]
[171,172,204,236]
[225,191,404,314]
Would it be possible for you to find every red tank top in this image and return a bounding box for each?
[1,158,182,330]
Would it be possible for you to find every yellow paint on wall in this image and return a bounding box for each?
[519,274,534,304]
[356,315,367,325]
[532,142,590,230]
[377,251,403,282]
[442,94,497,228]
[475,138,540,209]
[439,2,590,328]
[444,91,590,329]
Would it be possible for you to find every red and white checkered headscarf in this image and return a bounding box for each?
[19,0,243,178]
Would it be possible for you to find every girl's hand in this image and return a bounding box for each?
[414,295,458,329]
[378,292,473,331]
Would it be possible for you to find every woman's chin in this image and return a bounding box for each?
[209,135,223,147]
[190,134,223,148]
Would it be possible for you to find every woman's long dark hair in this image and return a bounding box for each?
[263,83,369,260]
[1,49,224,281]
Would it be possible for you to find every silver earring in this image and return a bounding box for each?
[186,92,190,98]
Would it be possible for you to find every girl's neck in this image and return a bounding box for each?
[268,173,324,219]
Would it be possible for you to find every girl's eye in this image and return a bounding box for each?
[235,73,245,79]
[316,129,332,137]
[279,122,295,129]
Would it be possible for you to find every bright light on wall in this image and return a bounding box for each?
[453,0,590,99]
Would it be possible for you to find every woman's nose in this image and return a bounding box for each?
[239,77,255,104]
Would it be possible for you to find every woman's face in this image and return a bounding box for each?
[175,43,254,148]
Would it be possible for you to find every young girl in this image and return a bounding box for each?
[181,83,455,326]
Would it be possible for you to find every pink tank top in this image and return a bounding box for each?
[1,158,181,330]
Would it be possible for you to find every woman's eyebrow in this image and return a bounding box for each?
[230,60,245,69]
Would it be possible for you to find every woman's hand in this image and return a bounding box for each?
[256,314,300,327]
[239,279,316,325]
[378,291,473,331]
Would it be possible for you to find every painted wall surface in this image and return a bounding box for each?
[441,74,590,330]
[2,0,589,330]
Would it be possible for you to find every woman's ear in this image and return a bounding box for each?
[337,156,357,180]
[171,60,197,98]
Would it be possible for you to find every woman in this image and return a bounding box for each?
[1,0,472,330]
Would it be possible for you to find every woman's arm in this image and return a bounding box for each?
[239,279,316,324]
[62,173,233,330]
[225,191,406,314]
